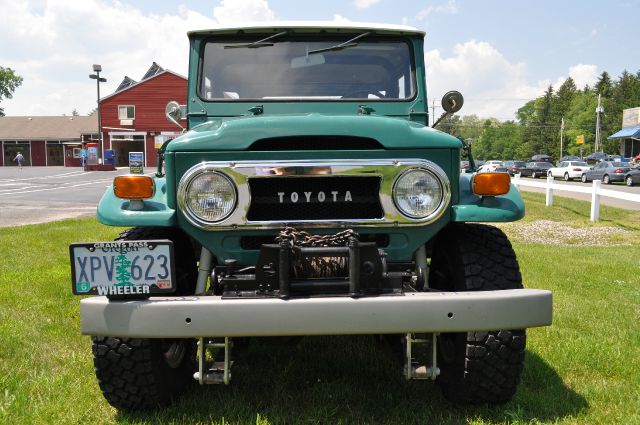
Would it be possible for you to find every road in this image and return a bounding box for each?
[1,167,638,227]
[0,167,150,227]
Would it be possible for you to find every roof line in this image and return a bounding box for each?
[100,69,187,102]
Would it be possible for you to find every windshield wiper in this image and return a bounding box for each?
[307,32,371,55]
[224,31,289,49]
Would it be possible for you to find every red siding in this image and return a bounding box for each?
[31,140,46,166]
[100,72,187,166]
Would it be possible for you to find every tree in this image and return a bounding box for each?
[115,254,132,286]
[594,71,613,98]
[72,109,79,116]
[0,67,23,116]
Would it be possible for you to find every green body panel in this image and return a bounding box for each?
[167,114,460,152]
[452,174,525,222]
[97,178,176,227]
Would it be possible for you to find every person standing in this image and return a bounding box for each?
[14,152,24,169]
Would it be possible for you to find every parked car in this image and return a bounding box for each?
[584,152,607,165]
[624,167,640,186]
[519,161,553,178]
[547,161,590,181]
[477,160,503,173]
[531,154,552,162]
[502,160,527,176]
[580,161,633,184]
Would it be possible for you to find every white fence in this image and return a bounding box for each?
[512,174,640,221]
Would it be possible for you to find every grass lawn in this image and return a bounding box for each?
[1,192,639,424]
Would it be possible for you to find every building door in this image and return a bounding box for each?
[47,144,64,166]
[110,135,145,167]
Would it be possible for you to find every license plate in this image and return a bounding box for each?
[70,240,176,296]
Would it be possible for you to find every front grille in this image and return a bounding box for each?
[247,176,383,221]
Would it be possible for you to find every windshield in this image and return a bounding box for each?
[199,37,415,101]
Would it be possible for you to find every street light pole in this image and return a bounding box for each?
[89,64,107,164]
[595,93,603,152]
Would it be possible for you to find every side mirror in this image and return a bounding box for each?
[432,90,464,128]
[441,91,464,114]
[165,101,184,131]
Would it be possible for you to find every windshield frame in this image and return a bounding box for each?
[196,34,418,103]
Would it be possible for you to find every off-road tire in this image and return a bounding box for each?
[429,224,526,404]
[93,336,196,411]
[92,227,198,411]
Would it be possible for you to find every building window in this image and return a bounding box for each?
[118,105,135,120]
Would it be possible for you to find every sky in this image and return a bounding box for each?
[1,0,638,120]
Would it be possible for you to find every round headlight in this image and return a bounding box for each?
[183,171,237,223]
[393,168,445,219]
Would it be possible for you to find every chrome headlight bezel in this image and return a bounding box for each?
[392,165,450,221]
[177,166,238,226]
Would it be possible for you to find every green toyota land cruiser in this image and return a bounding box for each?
[70,22,552,411]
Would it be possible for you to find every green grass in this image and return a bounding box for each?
[1,195,639,424]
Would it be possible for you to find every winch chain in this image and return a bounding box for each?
[275,227,360,278]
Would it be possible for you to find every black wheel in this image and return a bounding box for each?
[626,176,634,187]
[429,224,526,404]
[603,174,610,184]
[92,227,198,411]
[564,173,570,181]
[581,174,587,183]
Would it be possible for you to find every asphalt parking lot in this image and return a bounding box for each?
[0,167,638,227]
[0,166,151,227]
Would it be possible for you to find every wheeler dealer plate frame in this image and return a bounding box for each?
[70,240,176,296]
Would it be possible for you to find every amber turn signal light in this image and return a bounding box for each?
[113,175,154,199]
[472,172,511,196]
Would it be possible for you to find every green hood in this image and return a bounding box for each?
[166,114,462,151]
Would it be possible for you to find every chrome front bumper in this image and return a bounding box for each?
[80,289,552,338]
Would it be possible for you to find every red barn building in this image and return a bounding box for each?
[99,63,187,167]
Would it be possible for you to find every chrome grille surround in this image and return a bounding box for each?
[177,159,451,230]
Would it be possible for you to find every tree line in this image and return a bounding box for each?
[436,70,640,161]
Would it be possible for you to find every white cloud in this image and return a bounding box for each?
[416,0,458,21]
[353,0,381,9]
[213,0,275,24]
[332,14,352,23]
[567,64,598,89]
[0,0,275,116]
[426,40,549,120]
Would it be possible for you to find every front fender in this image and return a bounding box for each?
[451,173,525,222]
[97,177,176,227]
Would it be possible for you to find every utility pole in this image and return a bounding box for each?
[431,98,436,126]
[560,116,565,160]
[595,93,603,152]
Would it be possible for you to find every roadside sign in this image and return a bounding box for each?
[129,152,144,174]
[576,135,585,145]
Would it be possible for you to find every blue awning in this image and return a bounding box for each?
[608,125,640,139]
